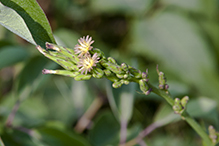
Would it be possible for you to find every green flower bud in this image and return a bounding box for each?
[129,67,141,78]
[106,74,119,82]
[208,125,218,144]
[121,79,129,85]
[123,73,129,79]
[158,72,166,89]
[90,48,105,59]
[103,69,112,76]
[116,73,124,79]
[46,42,79,64]
[173,98,183,113]
[57,59,78,71]
[139,79,149,94]
[92,68,104,79]
[107,57,117,64]
[112,81,123,88]
[100,60,124,74]
[74,74,92,81]
[181,96,189,108]
[121,63,128,72]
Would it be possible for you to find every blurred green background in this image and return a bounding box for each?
[0,0,219,145]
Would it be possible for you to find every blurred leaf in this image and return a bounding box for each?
[0,0,56,47]
[36,127,90,146]
[54,29,80,48]
[90,0,151,15]
[13,97,48,127]
[0,137,5,146]
[153,103,180,126]
[89,110,120,146]
[147,133,198,146]
[119,82,136,122]
[187,97,218,120]
[2,129,41,146]
[162,0,202,11]
[0,3,36,45]
[130,11,219,98]
[0,46,29,69]
[16,56,48,99]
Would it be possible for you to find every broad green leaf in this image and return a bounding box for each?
[129,11,219,98]
[0,3,35,45]
[36,127,90,146]
[0,46,29,69]
[0,0,56,47]
[90,0,151,15]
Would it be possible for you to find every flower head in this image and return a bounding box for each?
[77,53,99,74]
[74,35,94,57]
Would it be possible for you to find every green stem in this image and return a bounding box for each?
[147,83,214,146]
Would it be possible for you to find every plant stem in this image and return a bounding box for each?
[147,83,213,146]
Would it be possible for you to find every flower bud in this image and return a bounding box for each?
[92,68,104,79]
[74,74,92,81]
[112,81,123,88]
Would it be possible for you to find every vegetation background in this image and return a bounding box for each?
[0,0,219,146]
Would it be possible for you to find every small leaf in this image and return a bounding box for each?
[0,46,29,69]
[1,0,56,47]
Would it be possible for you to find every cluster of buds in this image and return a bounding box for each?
[36,35,151,94]
[208,125,219,144]
[172,96,189,116]
[156,65,169,93]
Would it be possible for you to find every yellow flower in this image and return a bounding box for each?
[77,53,99,74]
[74,35,94,57]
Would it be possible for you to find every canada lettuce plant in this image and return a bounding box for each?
[0,0,218,146]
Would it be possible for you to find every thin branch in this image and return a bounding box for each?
[5,99,21,127]
[74,97,104,133]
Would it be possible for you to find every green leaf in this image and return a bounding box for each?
[16,56,48,99]
[0,0,56,47]
[119,82,136,122]
[54,29,80,48]
[153,103,180,125]
[0,46,29,69]
[0,2,36,45]
[130,11,219,98]
[90,0,151,15]
[187,97,218,121]
[36,127,90,146]
[88,110,120,146]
